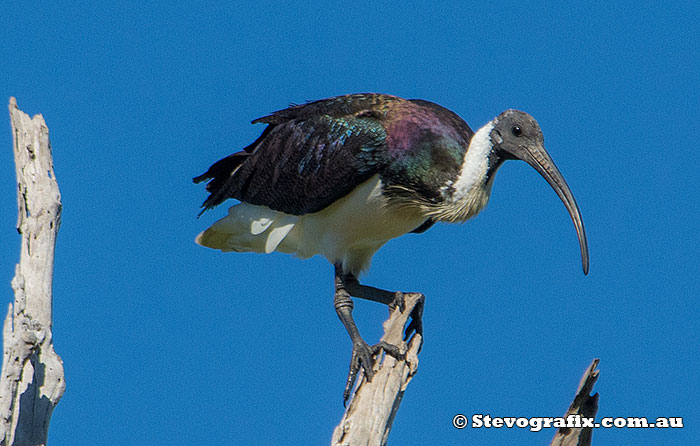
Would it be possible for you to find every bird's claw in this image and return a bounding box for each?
[388,291,406,313]
[389,292,425,341]
[343,340,404,405]
[404,293,425,341]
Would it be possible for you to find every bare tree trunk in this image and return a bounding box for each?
[332,293,423,446]
[0,98,65,446]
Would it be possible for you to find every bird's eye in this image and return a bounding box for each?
[511,125,523,137]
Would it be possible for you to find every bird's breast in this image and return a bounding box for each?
[278,175,427,274]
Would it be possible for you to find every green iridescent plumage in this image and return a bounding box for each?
[195,93,477,218]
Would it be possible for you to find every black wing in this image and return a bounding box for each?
[194,96,391,215]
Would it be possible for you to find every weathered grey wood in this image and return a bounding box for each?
[551,359,600,446]
[331,295,600,446]
[331,293,423,446]
[0,98,65,446]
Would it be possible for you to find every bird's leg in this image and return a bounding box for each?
[342,273,424,339]
[334,264,402,405]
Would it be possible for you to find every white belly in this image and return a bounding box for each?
[196,175,426,275]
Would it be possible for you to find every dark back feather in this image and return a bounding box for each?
[195,94,475,218]
[195,94,399,215]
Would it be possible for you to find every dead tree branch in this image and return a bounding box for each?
[331,293,423,446]
[0,98,65,445]
[551,359,600,446]
[331,291,599,446]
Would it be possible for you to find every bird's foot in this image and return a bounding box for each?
[404,293,425,341]
[388,291,406,313]
[343,340,403,405]
[389,292,425,341]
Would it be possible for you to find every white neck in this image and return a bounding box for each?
[450,121,494,202]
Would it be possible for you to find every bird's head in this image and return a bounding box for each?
[489,110,590,275]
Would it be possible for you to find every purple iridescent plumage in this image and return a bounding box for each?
[194,93,475,216]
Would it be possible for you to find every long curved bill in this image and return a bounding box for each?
[518,143,590,275]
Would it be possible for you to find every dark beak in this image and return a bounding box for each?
[513,143,589,275]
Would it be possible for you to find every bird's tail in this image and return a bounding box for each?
[195,203,297,254]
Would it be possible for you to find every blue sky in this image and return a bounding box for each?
[1,1,698,444]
